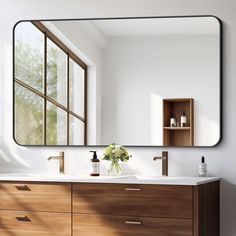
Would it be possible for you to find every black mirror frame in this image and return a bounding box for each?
[12,15,223,148]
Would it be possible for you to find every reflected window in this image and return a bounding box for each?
[14,21,87,145]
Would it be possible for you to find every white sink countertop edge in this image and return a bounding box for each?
[0,173,220,185]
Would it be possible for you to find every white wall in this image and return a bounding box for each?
[0,1,235,235]
[102,34,219,146]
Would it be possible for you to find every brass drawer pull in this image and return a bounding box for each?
[16,216,31,222]
[125,188,142,191]
[125,221,142,225]
[15,185,31,191]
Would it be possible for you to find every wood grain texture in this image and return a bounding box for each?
[164,129,191,146]
[189,99,194,145]
[0,182,71,212]
[72,183,193,219]
[73,214,192,236]
[193,181,220,236]
[0,210,71,236]
[163,98,194,146]
[0,181,220,236]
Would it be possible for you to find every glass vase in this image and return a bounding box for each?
[108,160,122,176]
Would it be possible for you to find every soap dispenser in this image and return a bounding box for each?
[89,151,100,176]
[199,156,207,177]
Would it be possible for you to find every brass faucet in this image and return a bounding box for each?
[153,151,168,176]
[48,151,65,174]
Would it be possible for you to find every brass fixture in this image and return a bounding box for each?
[125,187,142,191]
[48,151,65,174]
[153,151,168,176]
[125,221,142,225]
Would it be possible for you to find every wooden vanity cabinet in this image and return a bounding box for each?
[0,182,71,236]
[73,214,192,236]
[0,180,219,236]
[0,182,71,212]
[72,181,219,236]
[72,183,193,218]
[0,210,71,236]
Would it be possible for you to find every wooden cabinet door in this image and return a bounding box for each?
[0,210,71,236]
[73,183,193,219]
[0,182,71,212]
[73,214,192,236]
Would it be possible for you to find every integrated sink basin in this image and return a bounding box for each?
[0,173,220,185]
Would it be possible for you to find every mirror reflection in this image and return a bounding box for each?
[13,16,221,146]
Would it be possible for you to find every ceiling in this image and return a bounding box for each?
[90,17,219,36]
[50,16,219,49]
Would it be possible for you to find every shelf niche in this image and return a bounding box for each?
[163,98,194,146]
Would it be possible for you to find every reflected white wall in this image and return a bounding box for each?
[101,35,219,146]
[150,93,163,145]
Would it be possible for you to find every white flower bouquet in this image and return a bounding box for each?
[102,143,132,175]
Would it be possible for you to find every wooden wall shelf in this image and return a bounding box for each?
[163,98,194,146]
[163,127,191,130]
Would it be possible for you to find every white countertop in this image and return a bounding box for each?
[0,173,220,185]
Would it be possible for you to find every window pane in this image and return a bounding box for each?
[69,59,85,117]
[47,39,67,107]
[15,22,44,92]
[15,83,44,145]
[69,115,85,145]
[46,102,67,145]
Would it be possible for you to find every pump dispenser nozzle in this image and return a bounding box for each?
[90,151,98,160]
[201,156,205,163]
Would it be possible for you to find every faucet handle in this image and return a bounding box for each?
[153,151,168,176]
[162,151,168,176]
[47,152,65,174]
[153,151,168,160]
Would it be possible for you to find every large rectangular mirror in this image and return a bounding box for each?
[13,16,222,146]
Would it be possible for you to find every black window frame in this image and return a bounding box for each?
[13,21,87,146]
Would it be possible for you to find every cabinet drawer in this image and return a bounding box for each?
[0,210,71,236]
[0,182,71,212]
[73,183,192,218]
[73,214,192,236]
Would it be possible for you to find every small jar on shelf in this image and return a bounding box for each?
[170,113,176,127]
[180,111,187,127]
